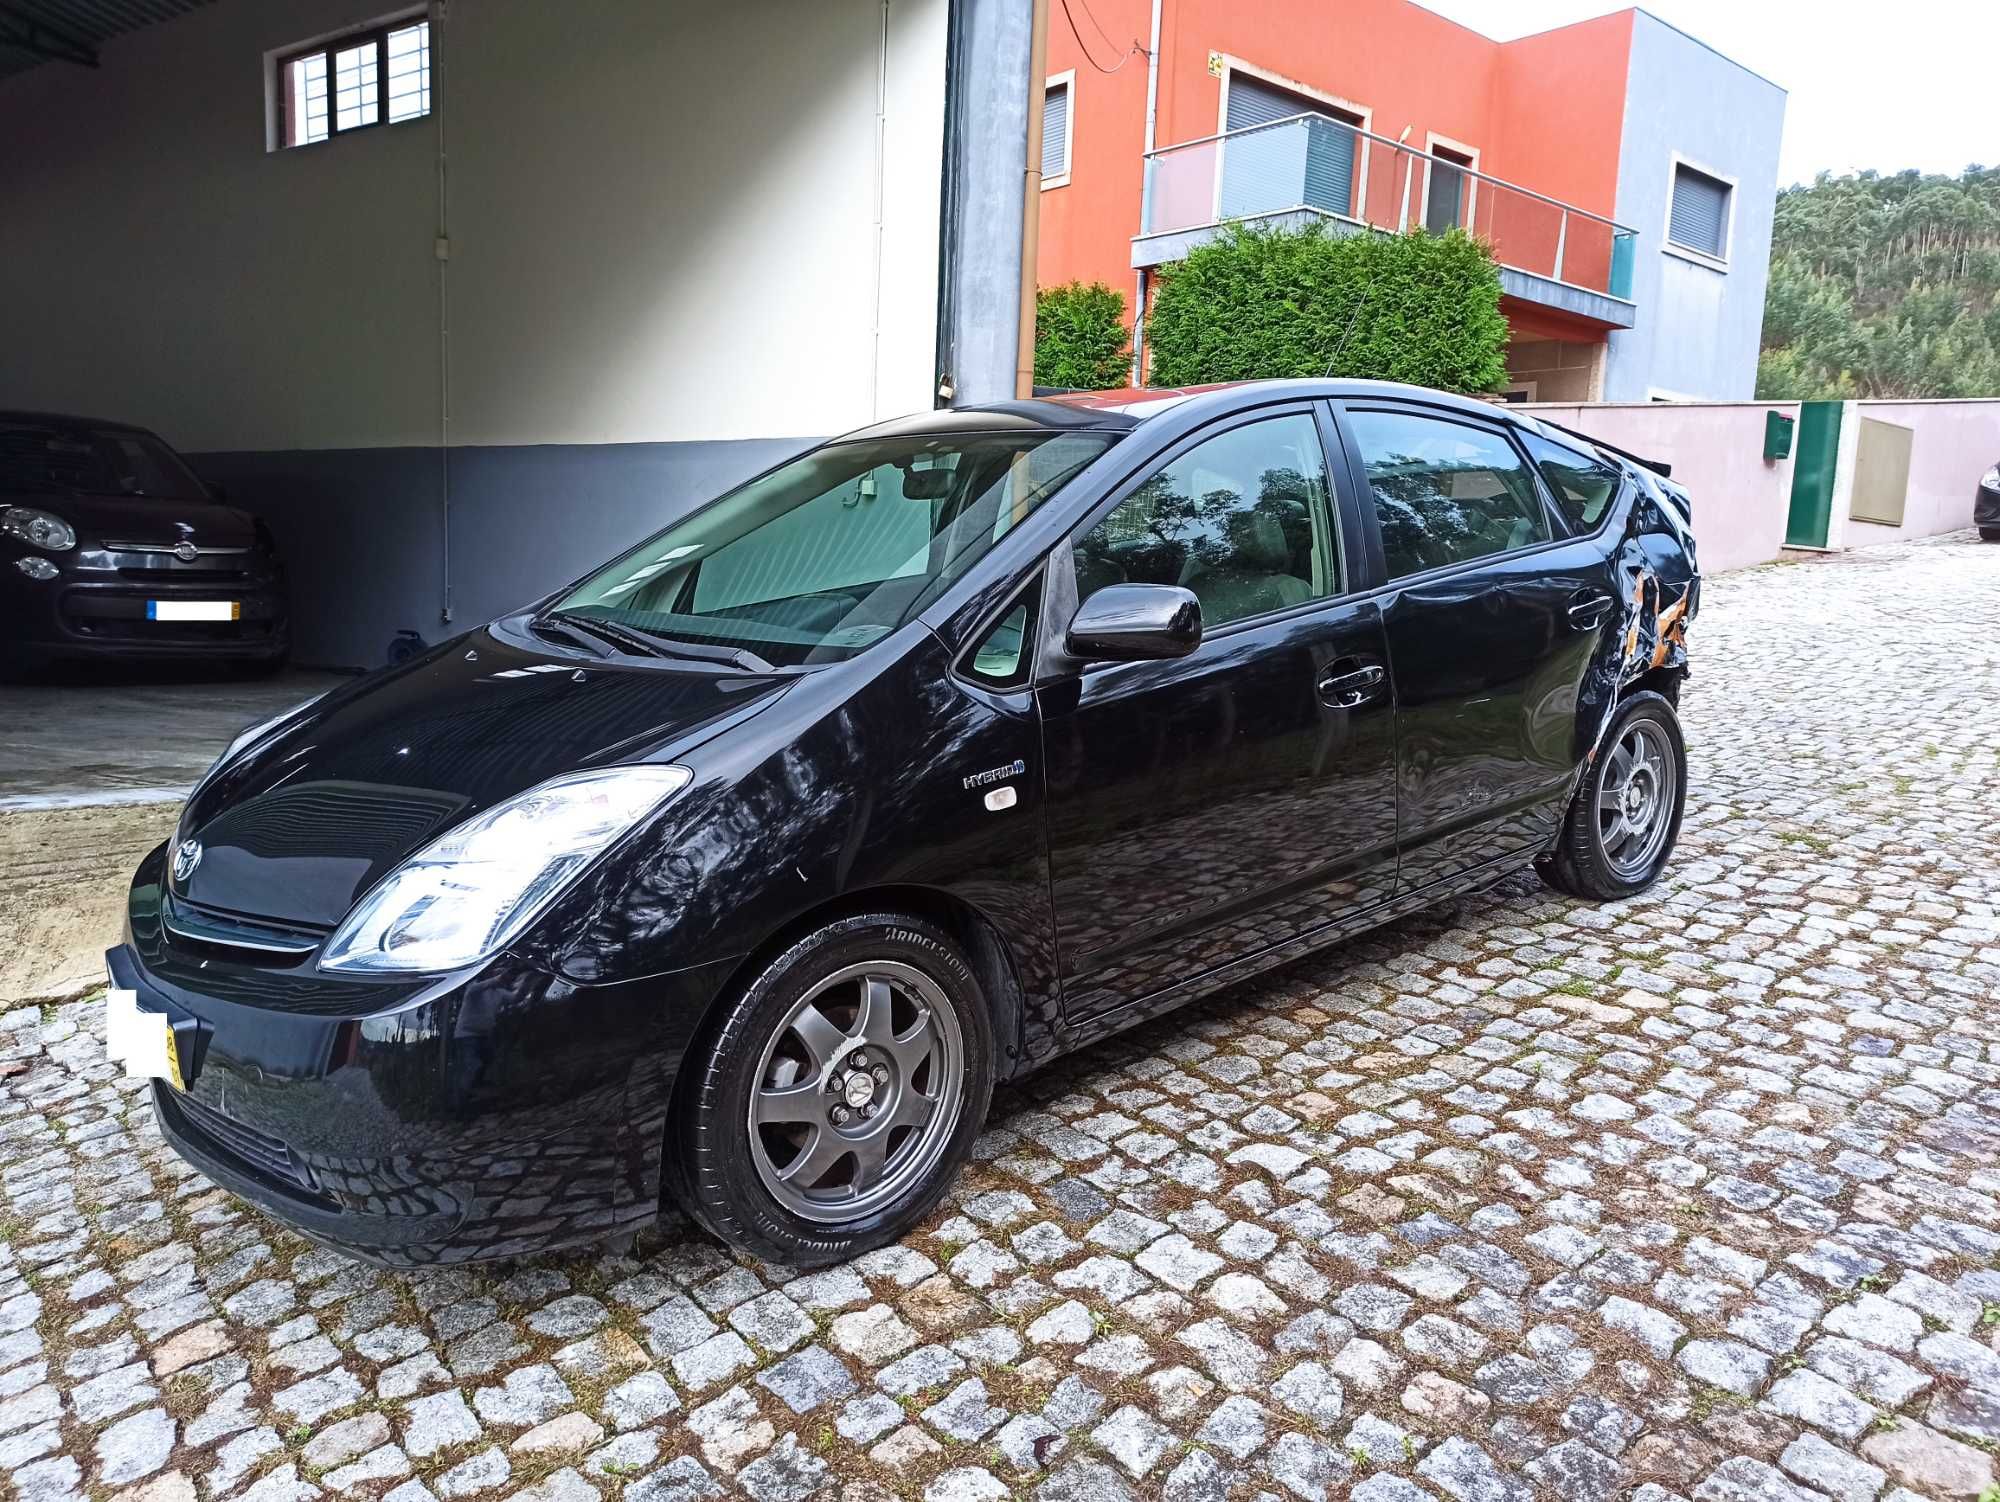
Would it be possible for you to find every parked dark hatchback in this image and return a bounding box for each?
[1,411,288,673]
[109,380,1698,1267]
[1977,460,1999,540]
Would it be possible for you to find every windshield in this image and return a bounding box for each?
[0,421,210,500]
[554,429,1115,668]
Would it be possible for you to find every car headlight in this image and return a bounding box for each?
[1982,465,1999,490]
[320,764,692,974]
[1,507,77,552]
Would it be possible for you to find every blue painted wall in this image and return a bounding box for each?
[1604,13,1786,401]
[194,440,808,670]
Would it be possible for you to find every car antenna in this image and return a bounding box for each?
[1322,285,1371,379]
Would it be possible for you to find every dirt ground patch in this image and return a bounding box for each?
[0,799,178,1006]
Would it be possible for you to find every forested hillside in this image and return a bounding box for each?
[1757,166,2000,399]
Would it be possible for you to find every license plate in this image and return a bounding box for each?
[148,600,240,622]
[105,987,184,1090]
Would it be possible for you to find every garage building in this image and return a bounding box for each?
[1,0,1037,667]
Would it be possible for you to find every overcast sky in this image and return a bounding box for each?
[1417,0,2000,188]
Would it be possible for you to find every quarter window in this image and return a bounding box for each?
[277,17,431,149]
[965,591,1038,688]
[1347,410,1550,579]
[1524,432,1623,531]
[1073,413,1338,629]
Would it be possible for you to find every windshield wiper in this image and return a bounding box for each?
[639,634,775,674]
[528,614,614,657]
[544,611,670,659]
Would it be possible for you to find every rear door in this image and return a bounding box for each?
[1037,403,1399,1024]
[1332,399,1619,891]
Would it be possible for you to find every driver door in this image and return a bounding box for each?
[1036,404,1399,1025]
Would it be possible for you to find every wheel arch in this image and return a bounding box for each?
[669,883,1030,1134]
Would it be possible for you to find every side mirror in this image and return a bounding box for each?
[1065,584,1202,662]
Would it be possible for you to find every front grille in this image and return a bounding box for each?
[158,1086,325,1199]
[117,566,251,584]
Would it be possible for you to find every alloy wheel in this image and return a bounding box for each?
[1596,717,1677,881]
[746,961,964,1224]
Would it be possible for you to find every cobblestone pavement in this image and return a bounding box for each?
[5,533,1999,1502]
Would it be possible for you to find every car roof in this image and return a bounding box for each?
[849,378,1564,441]
[0,409,155,435]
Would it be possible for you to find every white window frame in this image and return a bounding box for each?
[1420,131,1481,234]
[1041,70,1075,190]
[1212,55,1372,224]
[264,6,431,153]
[1662,151,1736,271]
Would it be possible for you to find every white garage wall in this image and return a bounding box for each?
[0,0,947,451]
[0,0,987,667]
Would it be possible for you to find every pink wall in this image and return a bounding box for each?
[1525,402,1799,575]
[1835,401,2000,549]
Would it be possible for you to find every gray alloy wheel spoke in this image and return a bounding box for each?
[884,1007,938,1073]
[788,1004,850,1076]
[775,1124,848,1187]
[854,976,895,1048]
[754,1078,825,1127]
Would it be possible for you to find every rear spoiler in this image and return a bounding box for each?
[1534,417,1673,479]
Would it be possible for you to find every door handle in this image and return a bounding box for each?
[1566,591,1614,631]
[1317,660,1385,709]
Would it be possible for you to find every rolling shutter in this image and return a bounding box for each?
[1223,73,1355,219]
[1042,82,1069,178]
[1668,164,1730,258]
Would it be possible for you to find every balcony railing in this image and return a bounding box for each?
[1141,112,1637,304]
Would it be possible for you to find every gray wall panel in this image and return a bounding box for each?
[193,439,809,670]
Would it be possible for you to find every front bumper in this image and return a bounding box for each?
[1975,482,2000,528]
[3,544,288,663]
[118,842,734,1265]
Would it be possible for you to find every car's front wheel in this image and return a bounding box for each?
[1538,690,1687,900]
[1979,527,2000,542]
[670,912,993,1267]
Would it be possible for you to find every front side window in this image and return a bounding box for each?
[278,17,431,148]
[1073,412,1338,629]
[1524,432,1623,531]
[0,422,207,501]
[1348,410,1550,580]
[555,431,1112,668]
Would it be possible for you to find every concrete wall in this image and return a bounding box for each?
[1526,401,1799,575]
[1605,13,1785,402]
[0,0,1007,667]
[1828,401,2000,551]
[1527,399,1997,575]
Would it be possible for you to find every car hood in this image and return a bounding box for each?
[5,488,256,549]
[172,623,794,929]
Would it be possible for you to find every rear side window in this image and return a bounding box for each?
[1346,409,1550,580]
[1072,412,1339,629]
[1524,433,1623,531]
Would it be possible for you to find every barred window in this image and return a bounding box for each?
[278,17,430,149]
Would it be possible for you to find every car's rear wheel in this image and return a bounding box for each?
[1538,690,1687,900]
[1980,527,2000,542]
[669,912,992,1267]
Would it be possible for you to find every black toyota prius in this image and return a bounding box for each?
[108,379,1699,1268]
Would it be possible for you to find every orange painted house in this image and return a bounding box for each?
[1037,1,1786,402]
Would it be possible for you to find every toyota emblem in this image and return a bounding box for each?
[171,839,203,886]
[174,540,199,562]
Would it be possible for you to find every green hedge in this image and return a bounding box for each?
[1034,281,1132,390]
[1145,224,1509,393]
